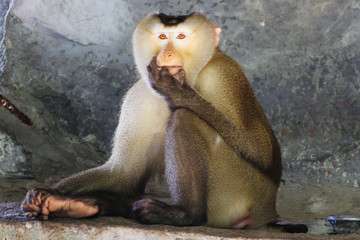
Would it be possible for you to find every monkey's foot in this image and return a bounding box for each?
[132,198,196,226]
[26,195,99,220]
[132,198,171,224]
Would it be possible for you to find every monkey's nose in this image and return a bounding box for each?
[163,51,173,58]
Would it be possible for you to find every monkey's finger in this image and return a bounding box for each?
[176,69,186,85]
[26,211,38,218]
[132,199,147,214]
[147,65,155,82]
[150,56,157,66]
[29,203,41,213]
[22,203,31,212]
[21,203,27,210]
[23,203,41,214]
[38,189,48,200]
[159,66,171,79]
[149,56,158,71]
[31,188,42,205]
[24,197,30,208]
[147,60,157,81]
[41,198,50,217]
[41,208,50,219]
[35,191,43,206]
[149,57,160,79]
[132,198,158,213]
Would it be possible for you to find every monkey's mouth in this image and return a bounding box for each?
[157,65,182,69]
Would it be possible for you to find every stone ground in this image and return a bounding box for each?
[0,180,359,239]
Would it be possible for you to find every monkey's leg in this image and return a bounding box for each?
[133,109,208,226]
[22,80,170,219]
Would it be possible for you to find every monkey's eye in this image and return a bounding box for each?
[176,33,186,39]
[158,34,168,40]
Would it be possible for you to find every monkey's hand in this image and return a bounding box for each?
[22,188,54,220]
[147,57,195,109]
[22,188,99,220]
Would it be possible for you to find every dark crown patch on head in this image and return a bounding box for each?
[157,13,194,26]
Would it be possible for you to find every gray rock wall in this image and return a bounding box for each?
[0,0,359,186]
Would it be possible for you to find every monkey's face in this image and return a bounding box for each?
[133,13,221,86]
[153,30,187,76]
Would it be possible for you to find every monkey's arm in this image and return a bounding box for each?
[147,58,274,171]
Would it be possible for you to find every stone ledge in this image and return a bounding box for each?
[0,217,359,240]
[2,181,360,239]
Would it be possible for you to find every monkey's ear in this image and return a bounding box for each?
[213,26,222,47]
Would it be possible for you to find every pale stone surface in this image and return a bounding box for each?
[13,0,135,47]
[0,220,334,240]
[0,202,358,239]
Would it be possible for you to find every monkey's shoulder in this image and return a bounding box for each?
[196,50,250,92]
[205,50,248,81]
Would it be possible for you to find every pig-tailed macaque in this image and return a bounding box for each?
[22,12,307,233]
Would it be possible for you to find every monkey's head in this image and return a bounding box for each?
[133,12,221,86]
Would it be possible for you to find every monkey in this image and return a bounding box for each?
[22,12,307,233]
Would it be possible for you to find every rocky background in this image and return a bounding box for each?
[0,0,359,187]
